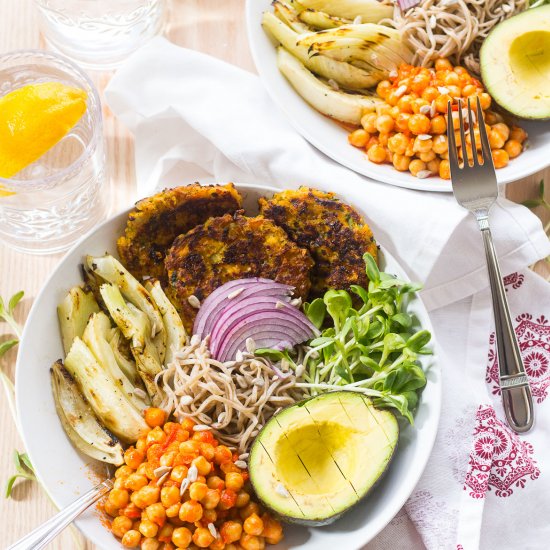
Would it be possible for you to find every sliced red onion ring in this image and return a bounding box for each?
[193,278,293,338]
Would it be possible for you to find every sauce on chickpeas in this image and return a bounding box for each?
[348,58,527,179]
[104,408,283,550]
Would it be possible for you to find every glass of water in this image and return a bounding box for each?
[34,0,165,69]
[0,50,107,255]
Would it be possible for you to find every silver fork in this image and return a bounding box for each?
[447,97,534,434]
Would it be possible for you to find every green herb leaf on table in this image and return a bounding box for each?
[0,290,24,339]
[5,450,36,498]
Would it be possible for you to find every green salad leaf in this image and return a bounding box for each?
[260,254,431,423]
[5,450,36,498]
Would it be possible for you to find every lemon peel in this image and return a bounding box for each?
[0,82,88,193]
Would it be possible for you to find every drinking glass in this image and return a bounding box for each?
[0,50,107,255]
[34,0,166,69]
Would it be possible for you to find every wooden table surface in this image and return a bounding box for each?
[1,1,548,548]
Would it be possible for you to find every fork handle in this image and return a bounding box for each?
[7,479,113,550]
[479,220,534,433]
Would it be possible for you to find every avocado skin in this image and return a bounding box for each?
[248,391,400,526]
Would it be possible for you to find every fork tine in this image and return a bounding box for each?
[447,100,460,174]
[456,98,470,166]
[476,96,495,169]
[467,98,479,167]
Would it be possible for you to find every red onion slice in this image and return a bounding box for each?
[397,0,420,10]
[193,278,293,338]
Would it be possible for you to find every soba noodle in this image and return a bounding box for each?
[382,0,530,73]
[156,336,303,454]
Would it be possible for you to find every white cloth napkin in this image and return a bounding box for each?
[105,37,550,550]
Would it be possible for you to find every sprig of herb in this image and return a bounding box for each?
[5,451,36,498]
[257,254,431,423]
[0,290,24,340]
[522,180,550,235]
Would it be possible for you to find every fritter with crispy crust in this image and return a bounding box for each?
[117,183,242,281]
[259,187,378,296]
[165,212,314,330]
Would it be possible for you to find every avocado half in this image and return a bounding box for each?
[248,391,399,526]
[480,5,550,120]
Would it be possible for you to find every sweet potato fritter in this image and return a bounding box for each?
[165,213,314,330]
[117,183,242,282]
[259,187,378,296]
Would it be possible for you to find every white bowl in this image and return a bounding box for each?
[246,0,550,193]
[16,183,441,549]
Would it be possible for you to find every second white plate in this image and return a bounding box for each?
[246,0,550,192]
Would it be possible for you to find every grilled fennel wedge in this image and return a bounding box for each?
[277,47,381,124]
[57,286,99,355]
[298,0,393,21]
[263,12,379,90]
[65,337,149,443]
[100,283,163,406]
[145,279,187,367]
[82,311,150,411]
[51,360,124,465]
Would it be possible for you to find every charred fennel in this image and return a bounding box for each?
[51,361,124,465]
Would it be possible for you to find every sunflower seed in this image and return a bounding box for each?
[208,523,218,538]
[429,14,437,28]
[438,86,449,95]
[179,395,193,406]
[416,170,433,179]
[502,4,512,12]
[389,69,398,79]
[193,424,211,432]
[239,453,250,460]
[227,288,244,299]
[276,483,290,497]
[180,477,190,496]
[290,297,302,307]
[395,85,407,98]
[234,460,248,469]
[417,134,432,140]
[275,300,285,309]
[156,471,171,486]
[295,363,306,378]
[154,466,172,478]
[246,338,256,353]
[188,295,201,308]
[236,350,244,362]
[187,464,198,482]
[134,387,147,399]
[430,100,436,118]
[142,275,151,281]
[419,105,432,115]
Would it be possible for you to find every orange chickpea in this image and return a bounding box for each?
[261,515,283,543]
[193,527,215,548]
[411,72,430,93]
[422,86,439,102]
[375,114,394,133]
[171,465,188,483]
[147,427,167,447]
[146,502,166,526]
[446,85,461,99]
[225,473,244,493]
[348,129,369,148]
[161,485,181,508]
[492,149,509,168]
[131,486,160,509]
[510,126,527,143]
[392,154,411,172]
[408,114,431,135]
[221,521,243,544]
[158,523,174,543]
[432,135,448,154]
[189,481,208,501]
[172,526,193,548]
[461,84,476,97]
[385,89,401,106]
[179,440,200,454]
[239,534,264,550]
[209,538,226,550]
[444,72,460,86]
[112,516,133,538]
[235,490,250,509]
[491,122,510,142]
[124,448,144,470]
[477,92,492,110]
[180,418,195,432]
[435,58,453,71]
[113,477,127,491]
[435,94,452,114]
[203,508,217,524]
[409,159,427,177]
[141,538,160,550]
[214,446,233,465]
[504,139,522,159]
[207,476,225,490]
[202,488,221,509]
[361,113,378,133]
[430,115,446,135]
[427,157,441,174]
[394,112,411,132]
[121,529,142,548]
[489,129,506,150]
[388,133,408,155]
[376,79,392,99]
[243,513,264,536]
[397,95,414,113]
[199,443,215,461]
[165,503,181,519]
[419,150,437,162]
[109,489,130,509]
[125,473,148,492]
[388,105,400,119]
[116,465,134,479]
[367,144,387,164]
[376,103,392,116]
[191,456,212,477]
[139,519,159,539]
[145,408,166,428]
[439,159,451,179]
[413,136,433,153]
[179,500,203,523]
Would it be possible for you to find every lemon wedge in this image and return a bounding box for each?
[0,82,88,195]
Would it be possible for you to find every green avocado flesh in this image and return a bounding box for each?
[249,391,399,525]
[480,5,550,120]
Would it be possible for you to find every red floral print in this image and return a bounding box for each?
[486,314,550,403]
[463,406,539,499]
[503,272,524,290]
